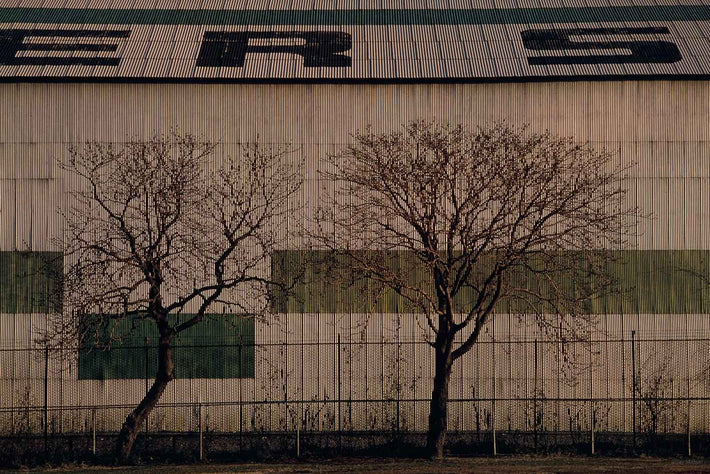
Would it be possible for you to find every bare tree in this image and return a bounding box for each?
[41,132,302,460]
[315,120,636,458]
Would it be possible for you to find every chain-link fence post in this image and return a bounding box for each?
[631,331,636,450]
[198,403,203,461]
[44,346,49,457]
[91,408,96,455]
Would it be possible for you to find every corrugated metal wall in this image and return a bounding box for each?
[1,80,710,435]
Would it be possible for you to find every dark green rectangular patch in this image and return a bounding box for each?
[0,251,62,313]
[271,250,710,315]
[1,6,710,26]
[78,315,255,380]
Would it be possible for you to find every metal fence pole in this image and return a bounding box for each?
[44,346,49,456]
[91,408,96,455]
[620,332,626,436]
[631,330,636,449]
[687,399,692,457]
[591,405,595,455]
[534,339,538,451]
[338,334,342,451]
[396,330,401,434]
[239,341,243,454]
[144,337,149,435]
[198,403,203,461]
[492,320,497,456]
[590,338,595,455]
[686,323,692,457]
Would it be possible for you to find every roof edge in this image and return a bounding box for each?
[1,75,710,85]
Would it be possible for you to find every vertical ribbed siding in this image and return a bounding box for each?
[1,80,710,435]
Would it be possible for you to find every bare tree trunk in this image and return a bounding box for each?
[426,336,453,459]
[115,333,174,462]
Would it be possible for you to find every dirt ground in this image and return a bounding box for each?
[4,457,710,474]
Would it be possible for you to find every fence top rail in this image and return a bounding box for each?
[4,396,710,413]
[3,335,710,352]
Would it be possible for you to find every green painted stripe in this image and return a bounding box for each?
[78,315,255,380]
[0,6,709,26]
[0,251,62,314]
[272,250,710,315]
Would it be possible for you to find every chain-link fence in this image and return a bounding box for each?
[2,328,710,461]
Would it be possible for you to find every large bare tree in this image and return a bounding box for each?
[42,133,302,460]
[315,120,636,458]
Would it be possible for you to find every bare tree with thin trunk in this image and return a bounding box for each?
[314,120,636,458]
[40,132,302,461]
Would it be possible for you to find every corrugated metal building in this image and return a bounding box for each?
[1,0,710,440]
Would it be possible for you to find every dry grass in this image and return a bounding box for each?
[9,456,710,474]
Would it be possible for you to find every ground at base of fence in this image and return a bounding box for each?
[4,456,710,474]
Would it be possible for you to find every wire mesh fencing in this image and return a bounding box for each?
[2,328,710,459]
